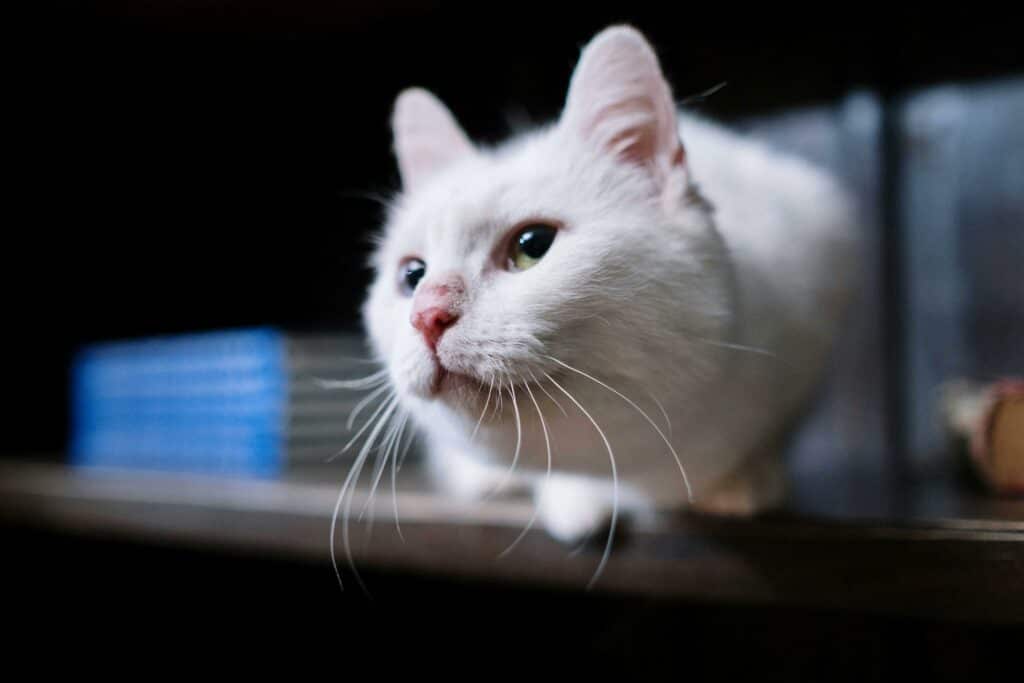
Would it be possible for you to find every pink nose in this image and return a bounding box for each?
[410,274,465,352]
[411,306,459,351]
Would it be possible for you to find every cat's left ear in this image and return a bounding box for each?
[560,26,686,195]
[392,88,475,192]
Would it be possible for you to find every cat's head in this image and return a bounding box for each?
[363,26,731,427]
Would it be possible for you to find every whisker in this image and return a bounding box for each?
[646,390,673,439]
[316,368,389,390]
[358,410,404,551]
[330,394,399,594]
[680,80,728,106]
[346,382,390,430]
[360,409,406,522]
[337,188,395,209]
[685,335,795,370]
[470,379,494,441]
[499,380,552,558]
[330,452,364,592]
[472,378,484,409]
[528,367,567,417]
[329,389,396,462]
[544,371,618,590]
[546,355,692,502]
[341,394,399,594]
[696,338,778,358]
[490,381,522,496]
[391,418,415,542]
[396,420,417,472]
[494,381,505,419]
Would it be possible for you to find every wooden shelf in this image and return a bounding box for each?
[1,459,1021,623]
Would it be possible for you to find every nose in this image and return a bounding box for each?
[410,274,465,352]
[411,306,458,351]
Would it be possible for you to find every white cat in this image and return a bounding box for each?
[359,26,858,568]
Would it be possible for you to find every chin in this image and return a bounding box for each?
[435,368,483,396]
[405,364,489,415]
[435,371,496,419]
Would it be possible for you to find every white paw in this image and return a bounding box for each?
[442,456,506,501]
[535,478,613,544]
[431,448,526,501]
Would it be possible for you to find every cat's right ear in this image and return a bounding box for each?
[392,88,475,192]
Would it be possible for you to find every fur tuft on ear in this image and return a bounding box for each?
[560,26,686,191]
[392,88,475,192]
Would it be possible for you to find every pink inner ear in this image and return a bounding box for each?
[600,100,662,165]
[561,27,686,182]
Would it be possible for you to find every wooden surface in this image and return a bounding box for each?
[2,459,1022,624]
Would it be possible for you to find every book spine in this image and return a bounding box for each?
[71,328,287,477]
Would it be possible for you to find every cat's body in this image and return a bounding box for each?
[360,26,858,546]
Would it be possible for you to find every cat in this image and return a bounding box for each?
[355,25,858,578]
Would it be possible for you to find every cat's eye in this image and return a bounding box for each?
[399,258,426,295]
[508,223,557,271]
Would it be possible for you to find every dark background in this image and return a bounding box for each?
[10,3,1024,455]
[5,3,1022,675]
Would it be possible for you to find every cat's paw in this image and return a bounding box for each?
[431,448,528,501]
[442,457,506,501]
[535,478,614,545]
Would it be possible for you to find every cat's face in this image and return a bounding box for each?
[363,27,729,428]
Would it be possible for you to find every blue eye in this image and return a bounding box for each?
[399,258,426,295]
[508,223,557,271]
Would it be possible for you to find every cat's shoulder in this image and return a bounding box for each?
[679,111,858,243]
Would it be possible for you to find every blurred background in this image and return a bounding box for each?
[4,2,1023,676]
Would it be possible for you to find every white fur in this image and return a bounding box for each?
[362,26,859,543]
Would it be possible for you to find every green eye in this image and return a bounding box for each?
[509,223,557,271]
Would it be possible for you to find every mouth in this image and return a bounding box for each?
[428,361,481,397]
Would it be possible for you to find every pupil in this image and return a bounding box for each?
[403,260,425,291]
[519,226,555,259]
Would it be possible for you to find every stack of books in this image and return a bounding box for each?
[70,328,382,477]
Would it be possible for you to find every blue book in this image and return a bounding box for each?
[70,328,385,477]
[70,328,289,477]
